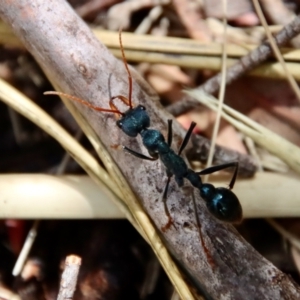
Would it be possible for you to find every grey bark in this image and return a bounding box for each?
[0,0,299,299]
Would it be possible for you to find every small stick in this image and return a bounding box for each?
[12,220,40,276]
[57,255,82,300]
[188,134,257,178]
[167,15,300,116]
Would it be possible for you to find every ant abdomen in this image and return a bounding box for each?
[200,184,242,223]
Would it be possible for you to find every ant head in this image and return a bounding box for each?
[116,105,150,137]
[200,184,243,223]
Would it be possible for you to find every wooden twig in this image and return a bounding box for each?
[202,14,300,92]
[167,15,300,115]
[57,255,81,300]
[188,135,257,177]
[1,0,300,299]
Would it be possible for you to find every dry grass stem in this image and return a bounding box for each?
[2,173,300,220]
[0,287,21,300]
[186,89,300,174]
[2,22,300,80]
[252,0,300,102]
[267,219,300,252]
[205,0,228,182]
[12,220,40,276]
[0,78,138,227]
[0,174,123,219]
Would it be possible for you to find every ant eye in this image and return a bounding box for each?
[116,120,123,128]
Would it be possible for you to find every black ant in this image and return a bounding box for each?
[44,29,242,260]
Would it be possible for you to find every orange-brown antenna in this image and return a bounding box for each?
[118,27,133,109]
[44,29,133,117]
[44,91,124,116]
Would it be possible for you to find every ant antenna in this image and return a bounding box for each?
[44,30,135,118]
[118,27,133,109]
[44,91,124,116]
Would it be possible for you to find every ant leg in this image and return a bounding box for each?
[161,175,177,231]
[123,146,157,161]
[197,162,239,189]
[167,119,173,147]
[162,175,171,214]
[178,122,197,155]
[190,189,214,266]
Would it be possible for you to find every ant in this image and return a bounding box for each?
[44,29,242,260]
